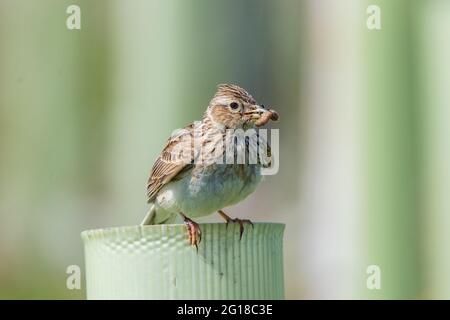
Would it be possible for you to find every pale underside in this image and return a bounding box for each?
[146,121,268,224]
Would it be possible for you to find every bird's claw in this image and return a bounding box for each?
[218,210,253,240]
[183,217,202,249]
[226,218,253,240]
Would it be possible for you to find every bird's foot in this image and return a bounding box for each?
[181,213,202,249]
[218,210,254,240]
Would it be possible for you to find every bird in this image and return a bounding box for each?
[141,84,278,247]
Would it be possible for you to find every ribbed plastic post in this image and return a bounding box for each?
[81,223,285,299]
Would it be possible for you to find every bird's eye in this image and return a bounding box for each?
[229,102,239,110]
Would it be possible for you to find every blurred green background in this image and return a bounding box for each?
[0,0,449,299]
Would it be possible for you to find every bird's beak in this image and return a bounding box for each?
[247,104,266,118]
[244,104,279,126]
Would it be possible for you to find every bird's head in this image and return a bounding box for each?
[205,84,278,130]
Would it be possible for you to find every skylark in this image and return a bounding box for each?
[141,84,278,247]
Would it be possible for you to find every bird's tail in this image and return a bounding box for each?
[140,203,156,225]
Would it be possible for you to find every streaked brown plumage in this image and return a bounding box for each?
[141,84,278,247]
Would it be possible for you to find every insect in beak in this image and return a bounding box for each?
[244,105,279,127]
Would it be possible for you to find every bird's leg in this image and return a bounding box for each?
[218,210,253,240]
[180,213,202,249]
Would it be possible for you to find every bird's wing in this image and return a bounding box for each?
[147,124,194,203]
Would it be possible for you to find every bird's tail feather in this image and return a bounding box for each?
[140,203,156,225]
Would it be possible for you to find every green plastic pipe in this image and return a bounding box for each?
[82,223,285,299]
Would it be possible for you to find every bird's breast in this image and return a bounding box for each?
[156,163,262,218]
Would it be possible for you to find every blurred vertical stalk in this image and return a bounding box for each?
[362,0,422,298]
[107,0,186,224]
[0,0,111,298]
[418,0,450,299]
[300,0,363,299]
